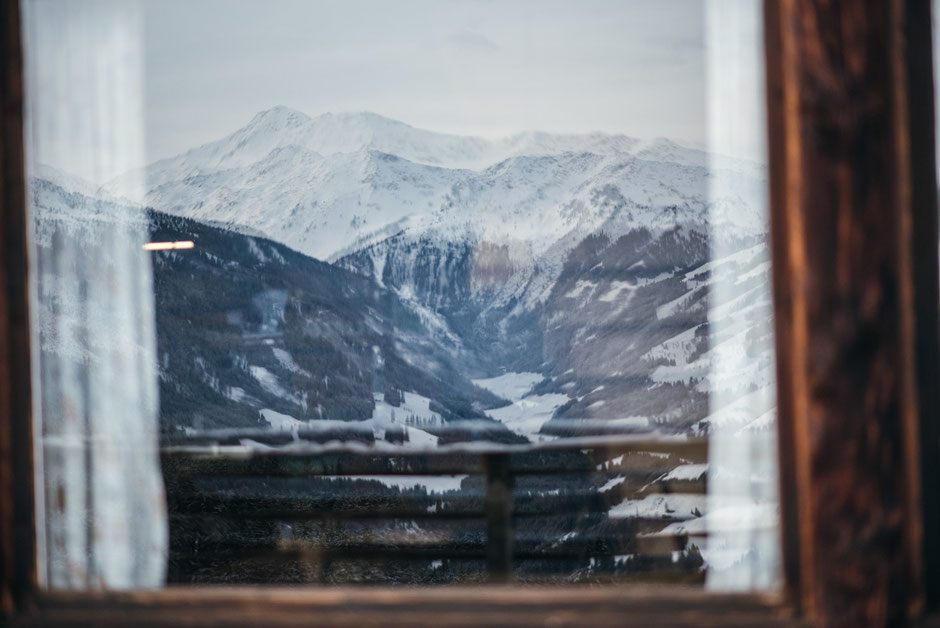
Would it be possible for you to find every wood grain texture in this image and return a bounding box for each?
[764,0,938,625]
[901,0,940,611]
[764,0,804,612]
[0,0,36,616]
[9,586,801,627]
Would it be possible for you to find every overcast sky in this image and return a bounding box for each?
[139,0,707,164]
[23,0,713,181]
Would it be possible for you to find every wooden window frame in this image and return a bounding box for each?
[1,0,939,624]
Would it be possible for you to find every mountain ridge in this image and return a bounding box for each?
[101,107,767,267]
[41,106,774,437]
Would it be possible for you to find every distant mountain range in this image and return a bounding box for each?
[27,108,778,585]
[33,107,775,440]
[103,107,767,262]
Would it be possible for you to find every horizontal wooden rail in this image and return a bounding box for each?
[161,436,709,477]
[171,539,702,564]
[161,434,707,458]
[162,437,709,582]
[14,587,794,627]
[169,490,705,520]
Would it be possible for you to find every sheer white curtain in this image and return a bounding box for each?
[705,0,781,590]
[22,0,167,589]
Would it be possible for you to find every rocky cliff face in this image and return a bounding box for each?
[339,219,769,434]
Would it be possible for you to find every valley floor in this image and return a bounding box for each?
[472,372,570,443]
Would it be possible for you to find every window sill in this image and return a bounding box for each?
[8,585,799,626]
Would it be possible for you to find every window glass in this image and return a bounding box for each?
[22,0,777,589]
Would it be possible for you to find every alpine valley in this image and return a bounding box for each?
[31,107,777,583]
[100,106,775,441]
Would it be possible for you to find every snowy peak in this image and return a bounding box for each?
[203,108,489,172]
[501,130,640,161]
[111,106,700,195]
[106,108,485,196]
[30,163,106,199]
[99,106,767,263]
[115,106,760,193]
[246,105,313,129]
[300,111,492,169]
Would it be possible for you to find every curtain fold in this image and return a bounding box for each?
[704,0,781,591]
[22,0,167,589]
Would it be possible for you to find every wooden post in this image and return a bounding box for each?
[900,0,940,612]
[483,453,513,582]
[0,0,36,615]
[764,0,940,624]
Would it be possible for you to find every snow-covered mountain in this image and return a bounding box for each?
[30,177,522,439]
[109,106,640,188]
[93,106,774,435]
[104,107,766,263]
[33,107,776,584]
[20,99,785,591]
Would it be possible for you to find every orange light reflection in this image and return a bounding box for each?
[143,241,195,251]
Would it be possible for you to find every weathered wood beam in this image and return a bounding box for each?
[900,0,940,612]
[764,0,939,624]
[483,453,513,582]
[0,0,36,615]
[12,586,798,628]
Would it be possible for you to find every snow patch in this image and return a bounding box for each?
[472,371,543,401]
[599,476,626,493]
[609,494,707,520]
[271,348,311,377]
[260,408,306,432]
[473,371,570,441]
[657,463,708,482]
[250,365,291,400]
[564,279,598,299]
[598,280,635,303]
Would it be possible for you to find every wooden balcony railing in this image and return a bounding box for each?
[161,435,710,585]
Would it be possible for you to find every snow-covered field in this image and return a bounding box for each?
[259,408,307,431]
[609,493,707,520]
[370,391,442,427]
[258,390,442,448]
[473,371,569,441]
[657,463,708,482]
[472,372,543,401]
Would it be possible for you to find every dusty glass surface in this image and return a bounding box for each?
[22,0,777,589]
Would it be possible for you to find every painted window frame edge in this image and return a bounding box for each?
[0,0,938,625]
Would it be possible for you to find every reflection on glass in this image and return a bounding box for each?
[143,241,194,251]
[23,0,777,589]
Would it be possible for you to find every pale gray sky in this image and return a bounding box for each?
[24,0,710,181]
[140,0,707,164]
